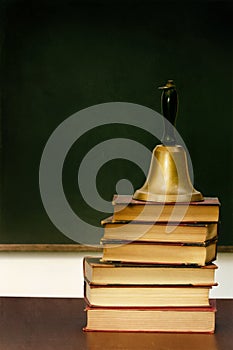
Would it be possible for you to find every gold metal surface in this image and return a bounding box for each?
[133,145,203,203]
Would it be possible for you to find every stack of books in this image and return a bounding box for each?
[83,195,220,333]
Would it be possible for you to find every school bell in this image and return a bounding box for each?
[133,80,203,203]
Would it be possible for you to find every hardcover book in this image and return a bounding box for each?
[84,300,216,333]
[101,217,218,244]
[84,280,214,307]
[101,239,217,266]
[112,195,220,222]
[84,257,217,286]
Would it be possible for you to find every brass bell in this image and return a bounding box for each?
[133,80,203,203]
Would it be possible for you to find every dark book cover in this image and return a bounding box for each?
[112,195,220,206]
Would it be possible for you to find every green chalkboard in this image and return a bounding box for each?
[0,0,232,249]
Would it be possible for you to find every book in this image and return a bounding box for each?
[101,239,217,266]
[84,257,217,286]
[84,301,216,333]
[84,281,213,307]
[112,195,220,222]
[101,217,218,244]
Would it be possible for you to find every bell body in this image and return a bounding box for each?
[133,145,203,203]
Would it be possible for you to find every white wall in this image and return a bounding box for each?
[0,252,232,298]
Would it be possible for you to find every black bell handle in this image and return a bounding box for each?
[158,80,178,145]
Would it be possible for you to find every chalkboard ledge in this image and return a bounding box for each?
[0,245,102,252]
[0,244,232,252]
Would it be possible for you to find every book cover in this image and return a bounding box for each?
[112,195,220,206]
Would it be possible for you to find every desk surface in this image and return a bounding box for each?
[0,298,232,350]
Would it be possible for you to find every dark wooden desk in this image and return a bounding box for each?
[0,298,232,350]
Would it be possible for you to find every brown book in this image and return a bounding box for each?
[84,280,214,307]
[84,257,217,286]
[101,239,217,266]
[101,217,218,244]
[112,195,220,222]
[84,300,216,333]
